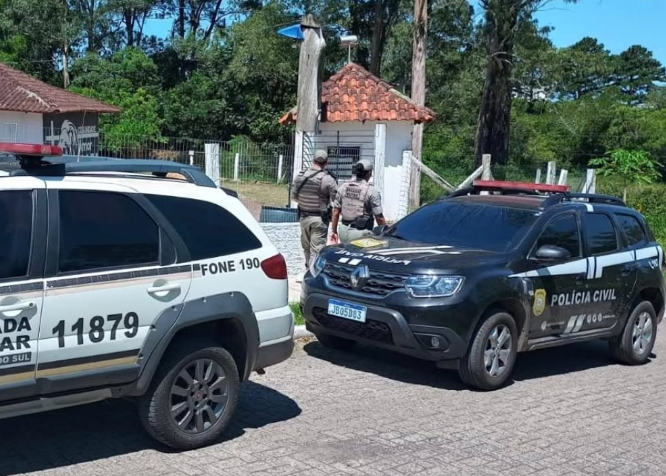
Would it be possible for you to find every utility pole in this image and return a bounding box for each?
[295,15,326,134]
[409,0,428,209]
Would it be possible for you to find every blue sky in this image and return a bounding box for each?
[534,0,665,64]
[145,0,666,66]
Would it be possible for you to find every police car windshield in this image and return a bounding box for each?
[386,201,539,252]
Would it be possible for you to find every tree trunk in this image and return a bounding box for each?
[87,0,96,52]
[125,10,134,46]
[178,0,185,38]
[409,0,428,209]
[474,0,520,166]
[370,0,384,76]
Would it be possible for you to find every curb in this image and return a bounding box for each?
[294,325,314,340]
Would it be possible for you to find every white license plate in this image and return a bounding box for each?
[327,299,367,323]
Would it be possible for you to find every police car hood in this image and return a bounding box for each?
[322,237,505,274]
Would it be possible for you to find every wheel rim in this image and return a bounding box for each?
[631,312,653,355]
[484,324,512,378]
[169,358,229,434]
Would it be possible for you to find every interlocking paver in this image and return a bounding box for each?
[2,336,666,476]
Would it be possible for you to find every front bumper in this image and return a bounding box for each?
[303,292,467,364]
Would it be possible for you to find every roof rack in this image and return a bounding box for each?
[541,193,627,209]
[0,143,216,188]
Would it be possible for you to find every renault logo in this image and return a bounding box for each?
[350,265,370,289]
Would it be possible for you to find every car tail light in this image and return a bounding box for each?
[261,254,287,280]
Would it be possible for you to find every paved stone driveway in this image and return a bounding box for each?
[3,336,666,476]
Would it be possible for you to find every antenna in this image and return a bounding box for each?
[340,35,358,63]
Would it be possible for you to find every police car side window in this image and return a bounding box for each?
[584,213,618,255]
[535,215,581,258]
[0,191,33,280]
[59,191,160,273]
[616,214,646,246]
[146,195,261,260]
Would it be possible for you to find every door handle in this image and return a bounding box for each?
[147,283,181,295]
[621,264,637,276]
[575,273,586,284]
[0,300,36,317]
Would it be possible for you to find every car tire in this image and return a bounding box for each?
[458,311,518,391]
[609,301,657,365]
[138,339,240,450]
[315,332,357,351]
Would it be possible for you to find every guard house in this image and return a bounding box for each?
[280,62,436,222]
[0,61,120,155]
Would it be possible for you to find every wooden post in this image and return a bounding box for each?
[535,169,542,184]
[188,150,194,166]
[295,15,325,134]
[233,153,240,182]
[277,154,284,184]
[558,169,568,186]
[583,169,596,194]
[546,161,556,185]
[456,165,484,190]
[481,154,492,180]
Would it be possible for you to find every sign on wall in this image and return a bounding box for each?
[43,113,100,156]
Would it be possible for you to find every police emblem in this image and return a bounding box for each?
[533,289,547,316]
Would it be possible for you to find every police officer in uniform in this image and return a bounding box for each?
[331,159,386,244]
[292,150,337,267]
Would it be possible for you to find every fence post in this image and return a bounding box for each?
[546,161,556,185]
[188,150,194,166]
[277,154,284,184]
[204,143,220,185]
[481,154,492,180]
[558,169,568,186]
[535,169,542,184]
[233,153,240,182]
[583,169,596,194]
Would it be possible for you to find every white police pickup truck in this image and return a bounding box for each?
[0,143,294,449]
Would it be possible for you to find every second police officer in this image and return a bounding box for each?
[331,158,387,244]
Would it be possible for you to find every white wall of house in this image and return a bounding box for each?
[315,120,412,222]
[0,111,43,143]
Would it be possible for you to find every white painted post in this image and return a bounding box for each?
[546,161,556,185]
[188,150,194,166]
[399,151,412,219]
[293,130,304,183]
[535,169,542,184]
[558,169,568,186]
[481,154,492,180]
[277,154,284,184]
[204,143,220,185]
[233,153,240,182]
[374,123,387,196]
[583,168,597,194]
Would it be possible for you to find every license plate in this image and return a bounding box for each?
[327,299,367,323]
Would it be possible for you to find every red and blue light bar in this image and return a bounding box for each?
[473,179,570,193]
[0,142,63,157]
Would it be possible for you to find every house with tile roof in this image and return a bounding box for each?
[280,62,435,221]
[0,61,120,155]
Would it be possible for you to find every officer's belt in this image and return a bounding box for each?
[342,219,369,229]
[300,210,321,217]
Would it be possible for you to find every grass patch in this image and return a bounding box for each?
[290,302,305,326]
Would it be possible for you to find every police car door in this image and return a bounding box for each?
[37,184,191,393]
[580,212,633,332]
[527,212,587,338]
[0,179,46,402]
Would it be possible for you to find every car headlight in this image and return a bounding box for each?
[310,254,326,278]
[405,275,464,298]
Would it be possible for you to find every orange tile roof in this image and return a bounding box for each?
[279,63,436,125]
[0,62,121,114]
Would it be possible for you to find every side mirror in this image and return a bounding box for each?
[535,245,571,261]
[373,225,388,236]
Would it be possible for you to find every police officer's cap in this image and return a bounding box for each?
[313,150,328,163]
[355,159,374,173]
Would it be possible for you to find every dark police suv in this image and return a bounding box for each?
[302,181,665,390]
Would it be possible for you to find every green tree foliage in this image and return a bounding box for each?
[590,149,662,202]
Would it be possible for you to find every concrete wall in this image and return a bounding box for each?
[316,120,412,222]
[0,111,43,143]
